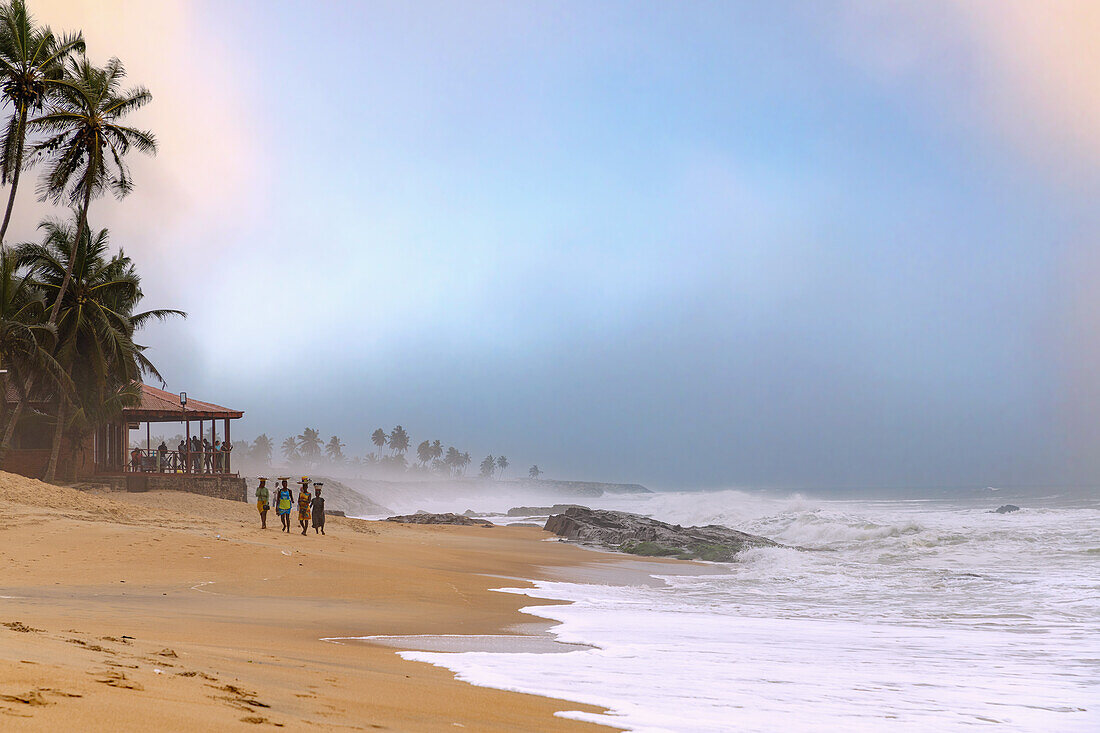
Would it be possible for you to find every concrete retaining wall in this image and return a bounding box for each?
[123,474,247,501]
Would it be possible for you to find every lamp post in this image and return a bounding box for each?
[180,392,188,473]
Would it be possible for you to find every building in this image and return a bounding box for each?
[3,383,247,501]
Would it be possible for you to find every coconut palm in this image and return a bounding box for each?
[388,425,409,455]
[479,454,495,478]
[529,465,541,479]
[16,215,182,480]
[443,446,460,476]
[251,433,273,464]
[461,451,471,476]
[0,247,67,458]
[325,434,344,463]
[496,455,508,478]
[28,55,155,322]
[370,427,386,455]
[0,1,84,245]
[297,427,321,464]
[281,436,299,462]
[430,439,442,463]
[415,439,431,467]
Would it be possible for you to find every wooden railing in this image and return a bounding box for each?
[126,448,233,475]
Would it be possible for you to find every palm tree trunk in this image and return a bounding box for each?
[44,397,66,482]
[48,183,93,326]
[0,397,24,465]
[0,104,28,248]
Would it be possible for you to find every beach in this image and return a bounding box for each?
[0,471,624,731]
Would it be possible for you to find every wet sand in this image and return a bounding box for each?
[0,471,632,731]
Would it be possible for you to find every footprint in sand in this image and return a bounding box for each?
[92,670,144,691]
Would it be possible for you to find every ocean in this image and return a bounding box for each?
[398,490,1100,732]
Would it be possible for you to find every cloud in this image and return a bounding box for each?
[836,0,1100,173]
[10,0,267,254]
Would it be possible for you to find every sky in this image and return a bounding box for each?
[13,1,1100,490]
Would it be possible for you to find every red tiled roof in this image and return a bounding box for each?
[4,382,242,421]
[124,384,243,421]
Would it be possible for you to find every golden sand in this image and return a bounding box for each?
[0,471,625,731]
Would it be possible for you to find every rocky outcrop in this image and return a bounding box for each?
[386,513,493,526]
[506,504,589,517]
[993,504,1021,514]
[544,507,780,561]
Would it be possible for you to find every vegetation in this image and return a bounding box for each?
[230,425,530,481]
[0,2,173,481]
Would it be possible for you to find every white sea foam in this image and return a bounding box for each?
[399,492,1100,732]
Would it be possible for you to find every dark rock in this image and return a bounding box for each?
[462,509,494,517]
[544,507,780,561]
[386,513,494,526]
[993,504,1021,514]
[506,504,589,517]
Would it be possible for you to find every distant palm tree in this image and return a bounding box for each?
[281,436,299,462]
[496,455,508,478]
[444,446,460,476]
[388,425,409,456]
[430,439,442,462]
[297,427,321,463]
[415,439,431,467]
[325,435,345,463]
[529,465,541,479]
[371,427,387,455]
[461,451,471,476]
[0,1,84,245]
[480,454,495,479]
[29,55,156,323]
[251,433,273,464]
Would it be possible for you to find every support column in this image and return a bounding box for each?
[225,418,231,474]
[185,419,191,474]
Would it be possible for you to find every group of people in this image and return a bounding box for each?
[128,436,233,473]
[175,436,232,473]
[255,477,326,536]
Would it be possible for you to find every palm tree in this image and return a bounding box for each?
[0,247,66,458]
[251,433,273,465]
[297,427,321,464]
[461,451,471,476]
[17,215,182,480]
[325,434,345,463]
[496,455,508,478]
[529,465,541,479]
[371,427,387,455]
[388,425,409,456]
[479,454,495,478]
[281,435,299,462]
[444,446,460,476]
[415,439,431,467]
[430,439,442,463]
[28,55,156,323]
[0,1,84,245]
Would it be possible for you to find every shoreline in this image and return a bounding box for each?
[0,472,664,731]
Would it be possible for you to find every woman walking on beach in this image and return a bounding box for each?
[255,477,270,529]
[311,483,325,535]
[297,478,312,536]
[275,478,294,532]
